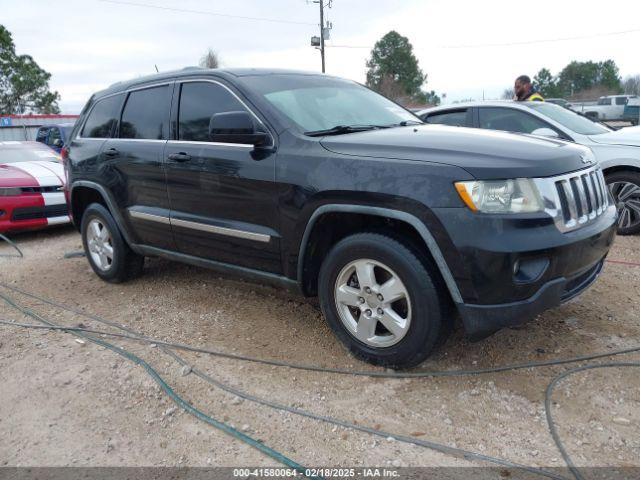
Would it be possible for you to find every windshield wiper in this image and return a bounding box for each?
[304,124,390,137]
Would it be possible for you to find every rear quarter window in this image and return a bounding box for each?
[81,95,124,138]
[423,110,469,127]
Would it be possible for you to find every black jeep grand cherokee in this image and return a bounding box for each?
[65,68,617,368]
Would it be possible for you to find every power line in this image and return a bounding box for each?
[97,0,316,26]
[441,27,640,49]
[325,44,371,49]
[323,26,640,51]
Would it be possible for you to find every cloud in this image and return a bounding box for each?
[3,0,639,111]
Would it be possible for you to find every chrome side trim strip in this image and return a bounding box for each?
[129,210,171,225]
[128,208,270,242]
[171,218,271,243]
[107,138,168,144]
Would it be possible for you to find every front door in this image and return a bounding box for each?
[164,79,281,273]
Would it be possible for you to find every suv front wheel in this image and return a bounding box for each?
[318,233,446,368]
[81,203,144,283]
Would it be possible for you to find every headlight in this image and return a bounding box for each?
[454,179,544,213]
[0,188,22,196]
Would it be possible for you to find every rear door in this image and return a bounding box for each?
[70,93,125,224]
[164,79,281,273]
[100,83,175,250]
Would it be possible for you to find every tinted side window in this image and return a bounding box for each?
[47,127,61,146]
[82,95,123,138]
[424,109,468,127]
[120,86,170,140]
[36,128,48,142]
[597,98,612,106]
[478,108,550,134]
[178,82,246,142]
[615,97,628,105]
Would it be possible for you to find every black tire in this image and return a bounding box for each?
[81,203,144,283]
[318,233,445,369]
[605,171,640,236]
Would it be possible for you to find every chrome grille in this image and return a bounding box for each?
[534,166,610,233]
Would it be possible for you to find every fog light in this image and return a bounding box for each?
[513,257,550,284]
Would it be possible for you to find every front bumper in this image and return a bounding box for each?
[432,203,617,338]
[0,194,70,234]
[458,257,605,339]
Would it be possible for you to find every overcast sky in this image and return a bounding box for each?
[3,0,640,113]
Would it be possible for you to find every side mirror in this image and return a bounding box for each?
[53,139,64,147]
[209,111,269,146]
[531,127,560,139]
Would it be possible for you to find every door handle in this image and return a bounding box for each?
[168,152,192,162]
[103,148,119,157]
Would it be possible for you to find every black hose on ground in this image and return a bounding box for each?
[544,363,640,480]
[0,233,23,258]
[2,285,638,479]
[0,291,315,476]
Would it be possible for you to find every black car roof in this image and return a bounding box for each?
[94,67,330,100]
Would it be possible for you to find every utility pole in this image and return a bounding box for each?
[310,0,331,73]
[319,0,325,73]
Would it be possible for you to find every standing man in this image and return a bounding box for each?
[514,75,544,102]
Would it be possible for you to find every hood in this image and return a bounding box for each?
[320,124,594,179]
[0,160,65,188]
[589,126,640,147]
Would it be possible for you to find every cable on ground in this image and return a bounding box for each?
[0,290,313,476]
[2,285,639,479]
[0,234,23,258]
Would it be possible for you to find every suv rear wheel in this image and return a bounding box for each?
[606,171,640,235]
[81,203,144,283]
[318,233,445,368]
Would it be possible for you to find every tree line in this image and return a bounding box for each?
[0,25,60,114]
[500,61,639,101]
[531,60,640,100]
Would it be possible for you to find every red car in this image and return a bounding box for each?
[0,141,70,233]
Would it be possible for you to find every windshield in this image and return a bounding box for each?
[241,74,420,133]
[525,102,611,135]
[0,142,61,163]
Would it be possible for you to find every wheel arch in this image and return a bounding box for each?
[70,181,138,250]
[296,204,463,304]
[602,164,640,177]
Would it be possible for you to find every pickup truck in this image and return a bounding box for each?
[624,97,640,125]
[65,68,617,368]
[570,95,638,121]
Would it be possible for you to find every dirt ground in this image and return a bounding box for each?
[0,226,638,472]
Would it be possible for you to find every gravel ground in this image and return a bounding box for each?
[0,226,638,472]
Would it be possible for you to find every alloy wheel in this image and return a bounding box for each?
[86,218,114,271]
[334,258,412,348]
[608,181,640,230]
